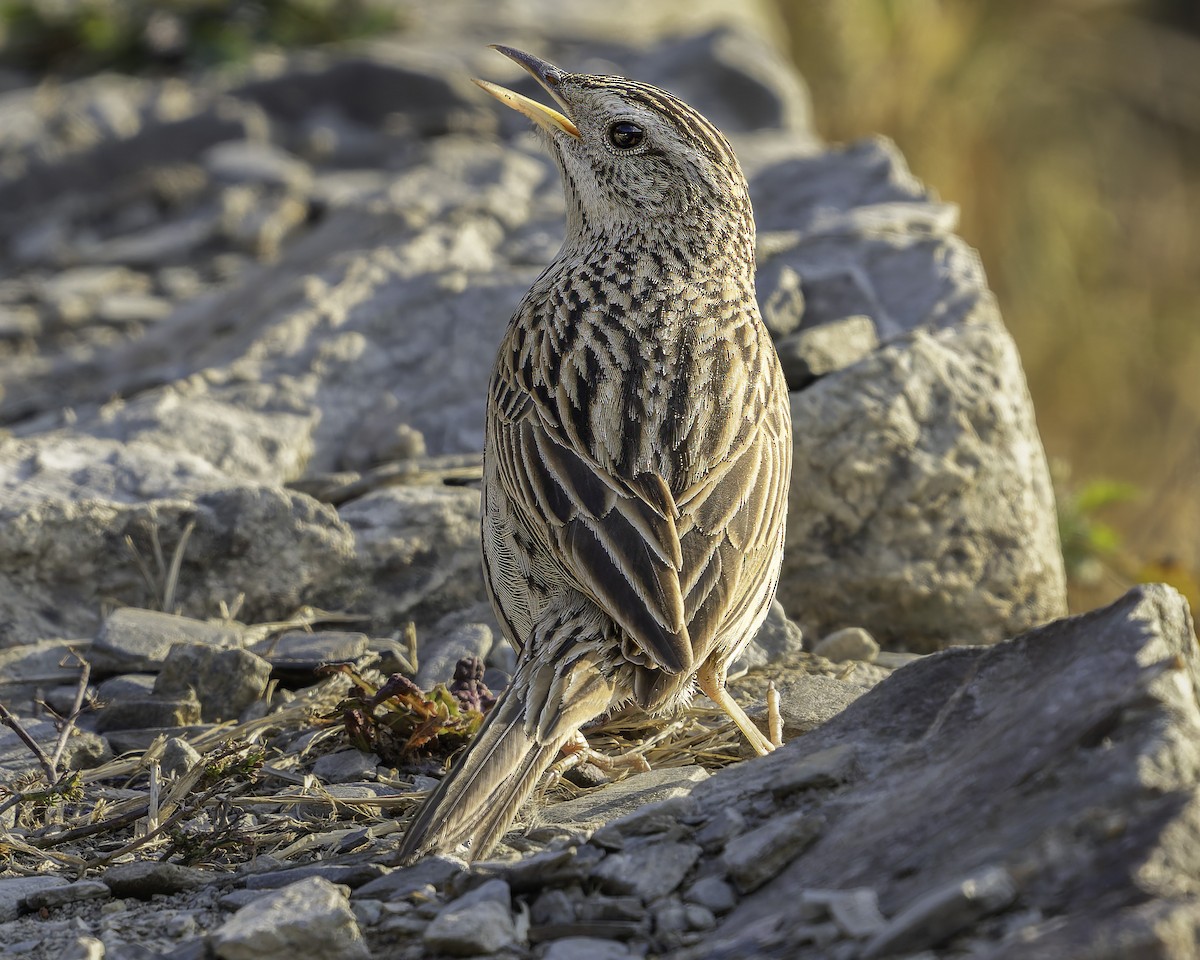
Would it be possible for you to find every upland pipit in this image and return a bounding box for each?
[399,46,792,863]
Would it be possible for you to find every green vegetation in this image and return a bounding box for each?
[0,0,402,74]
[776,0,1200,610]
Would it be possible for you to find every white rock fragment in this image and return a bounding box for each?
[211,876,369,960]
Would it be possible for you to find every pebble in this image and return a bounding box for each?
[813,626,881,663]
[102,862,211,899]
[24,879,111,910]
[351,855,464,902]
[93,691,202,732]
[592,841,702,900]
[722,810,825,893]
[154,643,271,722]
[311,749,379,784]
[250,630,369,672]
[542,937,635,960]
[861,865,1018,958]
[422,878,519,956]
[0,876,69,922]
[684,875,737,913]
[159,736,202,777]
[210,876,369,960]
[92,609,243,672]
[768,743,860,796]
[803,887,887,938]
[541,765,709,831]
[204,140,314,192]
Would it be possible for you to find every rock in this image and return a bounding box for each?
[701,585,1200,958]
[593,841,702,900]
[210,876,369,960]
[802,887,887,939]
[811,626,880,663]
[159,736,202,777]
[153,643,271,721]
[775,314,880,389]
[92,609,244,672]
[0,719,111,776]
[732,600,806,673]
[242,862,386,891]
[542,938,635,960]
[96,292,174,325]
[0,876,68,922]
[422,878,519,956]
[767,744,859,796]
[862,866,1016,956]
[722,810,825,894]
[102,862,211,898]
[60,938,105,960]
[93,691,202,732]
[414,612,495,690]
[203,141,313,192]
[750,138,1066,650]
[23,879,111,910]
[540,765,710,831]
[311,749,378,784]
[758,674,869,739]
[351,856,465,901]
[684,876,738,914]
[249,630,369,672]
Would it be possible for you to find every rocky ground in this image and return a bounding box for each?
[2,1,1197,958]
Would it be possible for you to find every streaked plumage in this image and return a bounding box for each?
[398,46,792,863]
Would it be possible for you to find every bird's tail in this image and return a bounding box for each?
[397,686,559,862]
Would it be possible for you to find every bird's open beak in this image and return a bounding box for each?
[474,45,582,140]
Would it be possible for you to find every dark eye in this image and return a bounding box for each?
[607,121,644,150]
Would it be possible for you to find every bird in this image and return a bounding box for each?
[398,45,792,864]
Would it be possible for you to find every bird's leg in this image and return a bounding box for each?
[547,729,652,782]
[697,660,777,756]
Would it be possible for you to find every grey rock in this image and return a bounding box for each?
[159,736,202,777]
[542,938,635,960]
[781,309,1066,651]
[423,878,519,956]
[311,749,379,784]
[94,691,202,732]
[0,639,90,705]
[242,862,386,891]
[60,938,106,960]
[93,609,243,672]
[23,879,111,910]
[96,292,173,325]
[802,888,887,939]
[593,841,702,900]
[532,888,577,925]
[203,140,313,192]
[684,876,737,914]
[0,875,68,922]
[591,794,696,850]
[812,626,880,663]
[758,674,869,739]
[351,855,465,901]
[541,765,709,831]
[732,600,806,673]
[414,611,495,690]
[95,673,158,701]
[775,314,879,389]
[723,810,825,894]
[861,866,1016,958]
[0,719,111,776]
[211,876,369,960]
[154,643,271,721]
[767,744,859,796]
[102,862,211,898]
[249,629,369,671]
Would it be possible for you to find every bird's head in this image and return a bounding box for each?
[475,46,753,249]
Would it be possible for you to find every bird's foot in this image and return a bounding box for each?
[547,730,652,783]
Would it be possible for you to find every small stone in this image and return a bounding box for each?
[655,896,689,935]
[93,609,243,672]
[96,292,173,325]
[205,140,314,192]
[94,692,202,732]
[761,674,868,738]
[861,866,1017,958]
[0,875,68,921]
[803,887,887,938]
[769,744,859,796]
[591,794,696,849]
[159,736,202,777]
[155,643,271,722]
[352,856,465,901]
[24,879,111,910]
[60,938,105,960]
[693,807,746,852]
[95,673,157,701]
[250,630,369,672]
[593,841,702,900]
[685,903,717,930]
[734,600,806,672]
[312,749,379,784]
[542,765,709,830]
[0,720,110,776]
[423,879,518,956]
[723,810,825,893]
[415,617,495,691]
[684,876,737,914]
[243,862,386,892]
[543,938,635,960]
[531,888,576,925]
[775,314,879,390]
[813,627,880,663]
[102,861,210,898]
[211,876,369,960]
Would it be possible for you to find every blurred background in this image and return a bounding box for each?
[1,0,1196,614]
